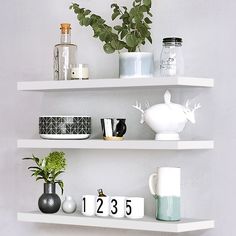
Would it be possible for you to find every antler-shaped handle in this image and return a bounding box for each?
[132,101,144,113]
[145,101,150,109]
[132,101,145,124]
[193,103,201,111]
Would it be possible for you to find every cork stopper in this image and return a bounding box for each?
[60,23,71,34]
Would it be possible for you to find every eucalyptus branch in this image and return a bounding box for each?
[70,0,152,53]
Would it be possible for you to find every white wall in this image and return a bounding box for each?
[0,0,235,235]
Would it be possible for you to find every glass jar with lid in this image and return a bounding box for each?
[160,37,184,76]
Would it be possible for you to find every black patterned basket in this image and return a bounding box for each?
[39,116,91,139]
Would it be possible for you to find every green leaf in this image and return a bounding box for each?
[129,7,137,17]
[96,18,106,25]
[130,6,144,23]
[147,10,153,17]
[56,181,64,195]
[79,17,86,26]
[111,40,124,50]
[121,29,128,39]
[128,47,137,52]
[143,0,151,6]
[52,171,64,181]
[36,177,44,181]
[77,14,83,21]
[28,166,42,170]
[103,43,115,54]
[112,11,120,20]
[126,34,139,48]
[114,25,122,32]
[111,3,118,9]
[147,35,152,44]
[99,31,111,42]
[32,155,40,164]
[137,23,148,37]
[84,10,91,15]
[144,17,152,24]
[139,5,147,12]
[83,18,90,26]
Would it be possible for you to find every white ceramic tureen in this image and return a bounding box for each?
[133,90,201,140]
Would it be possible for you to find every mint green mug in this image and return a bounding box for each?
[149,167,181,221]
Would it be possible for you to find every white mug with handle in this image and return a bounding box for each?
[149,167,181,221]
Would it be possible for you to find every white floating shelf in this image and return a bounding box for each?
[17,139,214,150]
[17,77,214,91]
[17,212,214,233]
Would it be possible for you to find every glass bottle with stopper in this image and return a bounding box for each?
[53,23,77,80]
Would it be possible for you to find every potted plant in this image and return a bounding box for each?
[70,0,154,79]
[23,151,66,213]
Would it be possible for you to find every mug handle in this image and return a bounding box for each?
[116,120,127,137]
[149,173,157,196]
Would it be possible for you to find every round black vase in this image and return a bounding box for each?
[38,183,61,214]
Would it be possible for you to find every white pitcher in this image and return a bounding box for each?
[149,167,181,221]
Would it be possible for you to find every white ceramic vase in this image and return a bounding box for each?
[62,196,77,214]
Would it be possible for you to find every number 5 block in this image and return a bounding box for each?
[125,197,144,219]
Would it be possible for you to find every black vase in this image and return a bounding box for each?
[38,183,61,214]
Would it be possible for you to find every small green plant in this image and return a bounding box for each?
[23,151,66,194]
[70,0,152,53]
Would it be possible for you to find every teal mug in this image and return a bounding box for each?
[149,167,181,221]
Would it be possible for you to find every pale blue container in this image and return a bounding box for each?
[155,196,181,221]
[119,52,154,78]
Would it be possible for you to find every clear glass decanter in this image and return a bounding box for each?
[54,23,77,80]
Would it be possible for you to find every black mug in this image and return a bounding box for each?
[101,118,127,140]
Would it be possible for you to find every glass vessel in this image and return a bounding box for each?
[54,23,77,80]
[160,38,184,77]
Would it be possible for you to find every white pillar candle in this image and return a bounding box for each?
[71,64,89,80]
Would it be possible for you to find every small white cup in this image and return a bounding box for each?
[125,197,144,219]
[110,196,126,218]
[81,195,96,216]
[96,196,110,217]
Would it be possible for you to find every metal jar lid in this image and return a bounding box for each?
[163,37,183,43]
